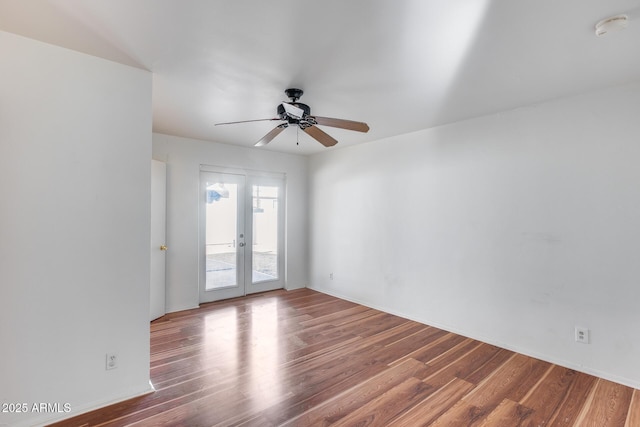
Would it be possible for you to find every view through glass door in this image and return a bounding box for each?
[200,169,285,303]
[200,172,246,302]
[248,177,285,294]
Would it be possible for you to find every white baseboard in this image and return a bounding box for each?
[12,382,155,427]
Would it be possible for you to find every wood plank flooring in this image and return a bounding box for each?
[49,288,640,426]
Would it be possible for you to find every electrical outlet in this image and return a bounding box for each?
[106,353,118,370]
[575,327,590,344]
[329,273,333,280]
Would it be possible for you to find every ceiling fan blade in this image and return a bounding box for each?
[255,124,287,147]
[312,116,370,133]
[215,118,281,126]
[303,125,338,147]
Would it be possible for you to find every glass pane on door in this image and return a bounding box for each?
[252,185,279,283]
[205,181,238,290]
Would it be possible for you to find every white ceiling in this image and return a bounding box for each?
[1,0,639,155]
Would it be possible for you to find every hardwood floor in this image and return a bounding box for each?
[49,288,639,426]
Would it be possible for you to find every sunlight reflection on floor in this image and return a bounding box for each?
[203,297,287,413]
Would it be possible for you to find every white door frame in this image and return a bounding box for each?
[150,160,167,320]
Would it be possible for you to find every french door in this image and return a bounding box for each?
[199,168,285,303]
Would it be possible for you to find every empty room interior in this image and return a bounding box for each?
[1,1,640,426]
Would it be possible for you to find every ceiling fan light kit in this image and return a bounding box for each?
[215,88,369,148]
[280,102,307,120]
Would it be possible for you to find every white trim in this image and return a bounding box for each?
[199,164,285,180]
[13,383,155,427]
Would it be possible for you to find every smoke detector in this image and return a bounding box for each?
[595,15,629,36]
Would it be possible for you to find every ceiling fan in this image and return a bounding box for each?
[215,88,369,147]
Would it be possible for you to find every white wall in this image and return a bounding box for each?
[152,133,309,312]
[309,81,640,388]
[0,31,152,426]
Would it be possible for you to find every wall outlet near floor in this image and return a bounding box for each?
[575,327,590,344]
[329,273,333,280]
[106,353,118,370]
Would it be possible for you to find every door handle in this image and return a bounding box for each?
[160,245,168,251]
